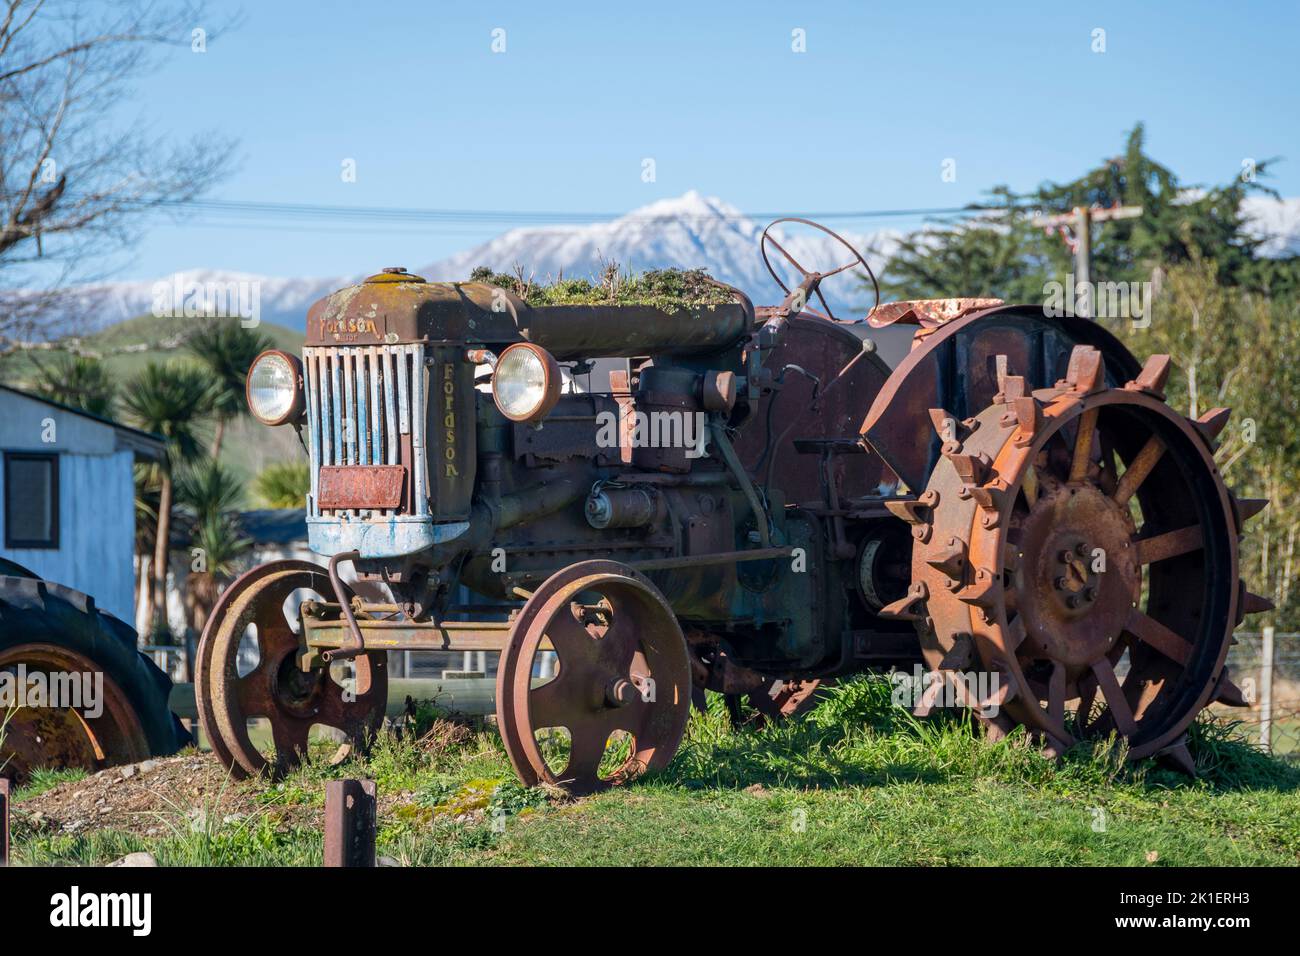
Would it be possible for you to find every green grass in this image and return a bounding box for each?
[13,767,87,801]
[11,678,1300,867]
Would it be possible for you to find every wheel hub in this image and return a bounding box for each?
[1016,484,1140,670]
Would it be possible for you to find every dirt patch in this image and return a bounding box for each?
[12,720,494,841]
[13,753,303,838]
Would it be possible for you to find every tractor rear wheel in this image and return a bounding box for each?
[886,347,1264,765]
[0,574,186,784]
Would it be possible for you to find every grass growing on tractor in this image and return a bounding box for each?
[8,676,1300,866]
[467,264,738,311]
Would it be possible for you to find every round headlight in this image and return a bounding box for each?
[492,343,561,423]
[246,350,304,426]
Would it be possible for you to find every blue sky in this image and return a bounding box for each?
[111,0,1300,279]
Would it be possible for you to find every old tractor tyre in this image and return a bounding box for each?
[497,560,692,795]
[892,348,1263,765]
[196,560,387,779]
[0,575,186,783]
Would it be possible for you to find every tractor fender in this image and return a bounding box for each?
[861,304,1143,492]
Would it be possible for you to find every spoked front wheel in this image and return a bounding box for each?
[195,560,387,778]
[497,561,692,795]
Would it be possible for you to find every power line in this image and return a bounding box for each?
[76,195,1012,228]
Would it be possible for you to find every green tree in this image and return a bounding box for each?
[879,189,1053,302]
[29,354,117,417]
[255,460,310,509]
[120,362,216,646]
[185,320,273,459]
[176,460,251,644]
[876,124,1296,301]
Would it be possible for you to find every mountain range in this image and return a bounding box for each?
[50,190,1300,333]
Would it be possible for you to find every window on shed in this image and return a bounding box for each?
[4,452,59,549]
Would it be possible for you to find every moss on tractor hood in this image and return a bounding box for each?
[467,264,738,311]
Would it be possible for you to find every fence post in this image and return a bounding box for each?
[324,778,376,867]
[0,777,11,866]
[1260,625,1275,754]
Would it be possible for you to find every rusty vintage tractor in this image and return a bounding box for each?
[196,219,1267,793]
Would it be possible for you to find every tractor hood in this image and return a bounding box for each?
[304,268,753,359]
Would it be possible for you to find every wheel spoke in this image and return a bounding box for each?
[562,722,611,787]
[1023,465,1039,506]
[1091,658,1137,737]
[1113,435,1166,506]
[1075,674,1098,733]
[1123,609,1192,667]
[1098,430,1121,496]
[528,677,571,730]
[1048,661,1067,728]
[235,665,273,719]
[269,717,310,762]
[1003,616,1026,652]
[608,696,651,736]
[545,606,603,678]
[596,591,642,675]
[1069,408,1098,482]
[1134,525,1203,565]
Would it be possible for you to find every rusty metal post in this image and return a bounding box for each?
[324,778,376,867]
[1260,625,1275,754]
[0,778,11,866]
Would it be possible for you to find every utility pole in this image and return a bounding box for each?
[1032,204,1143,318]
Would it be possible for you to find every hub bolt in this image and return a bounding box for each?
[606,678,636,707]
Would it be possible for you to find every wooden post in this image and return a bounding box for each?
[0,777,11,866]
[1074,206,1092,317]
[324,779,376,867]
[1260,626,1275,754]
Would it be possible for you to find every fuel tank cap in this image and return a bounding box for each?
[364,266,427,284]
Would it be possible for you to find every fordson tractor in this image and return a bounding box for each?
[196,219,1265,794]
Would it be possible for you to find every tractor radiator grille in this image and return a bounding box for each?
[302,344,428,518]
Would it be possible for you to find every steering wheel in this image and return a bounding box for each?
[759,217,881,321]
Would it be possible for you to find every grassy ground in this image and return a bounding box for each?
[10,678,1300,867]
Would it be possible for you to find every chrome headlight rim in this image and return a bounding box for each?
[246,349,305,426]
[491,342,561,423]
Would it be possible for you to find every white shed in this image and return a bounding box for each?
[0,384,163,623]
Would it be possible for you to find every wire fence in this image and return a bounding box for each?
[1222,629,1300,761]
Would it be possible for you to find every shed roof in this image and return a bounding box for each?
[0,383,166,459]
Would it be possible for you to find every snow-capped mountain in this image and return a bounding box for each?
[34,191,1300,333]
[417,191,903,314]
[49,192,903,331]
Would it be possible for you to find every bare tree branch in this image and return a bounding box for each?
[0,0,239,343]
